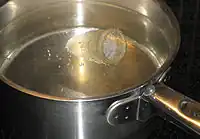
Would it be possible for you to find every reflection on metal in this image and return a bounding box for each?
[77,102,84,139]
[0,0,187,139]
[0,0,179,100]
[139,6,148,17]
[143,85,155,96]
[77,2,84,26]
[73,27,94,36]
[106,89,140,125]
[0,1,18,29]
[153,94,200,127]
[8,1,17,17]
[152,84,200,134]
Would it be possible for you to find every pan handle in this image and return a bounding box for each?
[151,83,200,135]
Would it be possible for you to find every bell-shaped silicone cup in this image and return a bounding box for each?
[66,28,127,65]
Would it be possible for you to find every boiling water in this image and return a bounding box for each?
[0,27,158,98]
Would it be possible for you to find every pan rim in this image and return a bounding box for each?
[0,0,181,102]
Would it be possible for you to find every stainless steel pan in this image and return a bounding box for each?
[1,0,200,139]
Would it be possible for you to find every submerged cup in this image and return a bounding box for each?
[66,28,127,65]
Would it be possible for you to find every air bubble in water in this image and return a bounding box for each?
[79,62,84,66]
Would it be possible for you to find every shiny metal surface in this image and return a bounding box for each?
[0,0,164,99]
[106,85,155,125]
[0,0,190,139]
[106,94,156,126]
[1,27,157,99]
[151,84,200,135]
[0,0,179,89]
[1,84,144,139]
[106,89,140,126]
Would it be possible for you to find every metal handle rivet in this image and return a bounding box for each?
[144,85,155,96]
[126,106,130,110]
[114,115,119,119]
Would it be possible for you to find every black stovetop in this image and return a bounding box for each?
[1,0,200,139]
[165,0,200,101]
